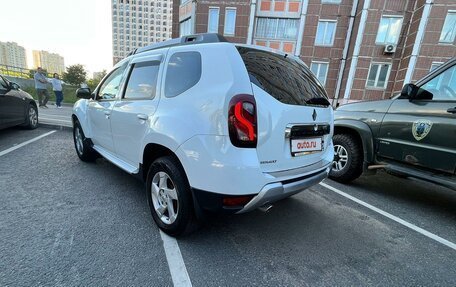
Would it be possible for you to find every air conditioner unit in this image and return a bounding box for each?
[384,44,396,54]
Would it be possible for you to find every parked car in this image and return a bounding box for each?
[0,75,38,130]
[330,58,456,190]
[72,34,334,236]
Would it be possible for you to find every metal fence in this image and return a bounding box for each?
[0,64,56,79]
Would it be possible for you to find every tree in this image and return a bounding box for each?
[87,70,107,90]
[94,70,107,81]
[63,64,87,85]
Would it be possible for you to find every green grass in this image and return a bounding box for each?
[22,85,79,104]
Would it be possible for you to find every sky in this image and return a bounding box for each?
[0,0,113,76]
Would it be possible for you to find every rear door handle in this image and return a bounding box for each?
[447,107,456,114]
[137,114,148,121]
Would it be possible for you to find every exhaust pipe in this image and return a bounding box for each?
[258,204,273,213]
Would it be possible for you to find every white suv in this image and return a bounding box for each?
[72,34,334,236]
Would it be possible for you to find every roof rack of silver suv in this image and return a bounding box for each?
[127,33,228,57]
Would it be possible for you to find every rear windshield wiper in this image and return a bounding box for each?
[305,97,330,106]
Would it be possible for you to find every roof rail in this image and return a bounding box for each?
[131,33,228,56]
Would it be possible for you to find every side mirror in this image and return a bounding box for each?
[9,82,20,90]
[76,88,92,99]
[400,83,433,101]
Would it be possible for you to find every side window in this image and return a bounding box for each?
[421,65,456,101]
[97,63,128,100]
[124,61,160,100]
[165,52,202,98]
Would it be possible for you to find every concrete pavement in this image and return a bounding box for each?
[38,103,73,129]
[0,127,455,286]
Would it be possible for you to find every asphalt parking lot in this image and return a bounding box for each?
[1,127,455,286]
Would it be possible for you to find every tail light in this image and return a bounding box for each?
[228,94,257,148]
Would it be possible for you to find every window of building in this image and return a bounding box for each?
[322,0,341,3]
[315,20,336,46]
[124,62,159,100]
[376,16,403,44]
[310,61,329,86]
[180,18,192,36]
[430,62,444,72]
[224,8,236,36]
[208,7,220,33]
[165,52,202,98]
[366,63,391,89]
[255,18,299,40]
[439,11,456,43]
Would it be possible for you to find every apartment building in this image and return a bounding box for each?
[173,0,456,104]
[175,0,251,43]
[0,42,27,69]
[32,50,65,75]
[111,0,173,64]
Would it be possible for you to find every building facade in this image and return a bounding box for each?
[111,0,173,64]
[173,0,456,104]
[32,50,65,75]
[0,42,27,69]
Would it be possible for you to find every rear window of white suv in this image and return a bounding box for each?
[237,47,330,107]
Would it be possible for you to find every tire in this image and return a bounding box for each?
[329,133,363,183]
[73,120,98,162]
[146,156,198,237]
[25,104,38,129]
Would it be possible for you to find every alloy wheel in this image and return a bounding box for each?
[29,107,38,127]
[333,144,349,171]
[151,171,179,225]
[74,127,84,155]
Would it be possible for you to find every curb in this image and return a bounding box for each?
[35,100,74,107]
[39,122,72,131]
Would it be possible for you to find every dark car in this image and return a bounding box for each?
[330,58,456,190]
[0,75,38,130]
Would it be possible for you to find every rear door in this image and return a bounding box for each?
[237,47,333,173]
[377,61,456,174]
[110,52,164,166]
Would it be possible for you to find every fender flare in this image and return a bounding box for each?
[71,100,91,138]
[334,119,375,165]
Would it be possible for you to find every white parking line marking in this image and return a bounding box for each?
[0,130,57,157]
[319,182,456,251]
[39,114,71,119]
[39,117,72,123]
[160,230,192,287]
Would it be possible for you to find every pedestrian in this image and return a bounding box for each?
[48,73,64,108]
[34,67,50,108]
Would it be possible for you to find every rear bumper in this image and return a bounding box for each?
[177,135,334,197]
[237,165,331,214]
[191,188,255,215]
[190,164,331,216]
